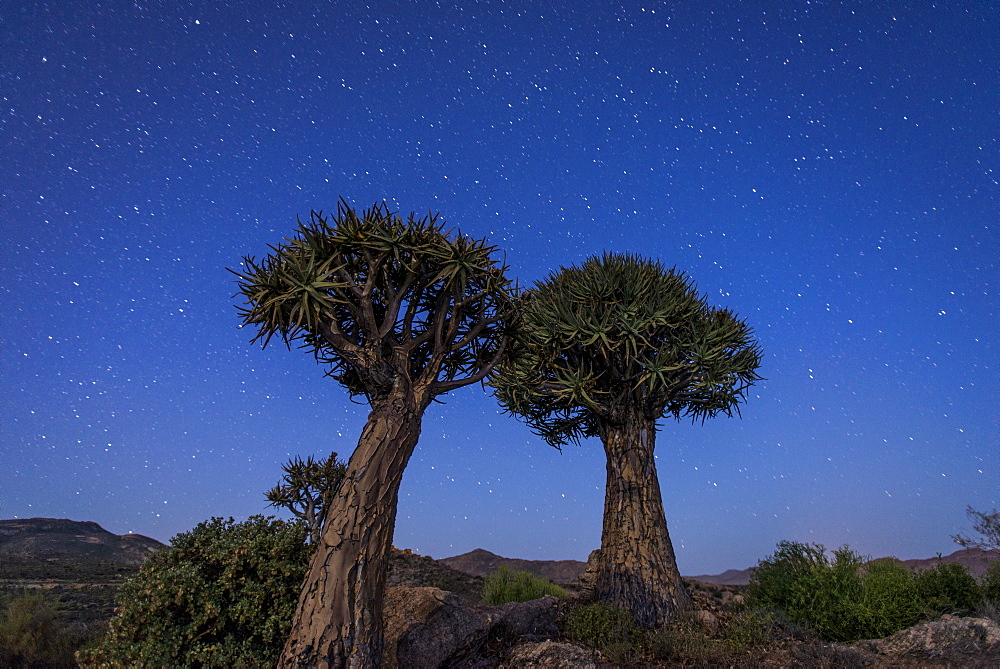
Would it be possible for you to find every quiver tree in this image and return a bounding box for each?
[266,453,348,544]
[231,201,514,668]
[492,252,763,627]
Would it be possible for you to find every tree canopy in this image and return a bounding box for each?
[493,251,763,446]
[232,200,514,402]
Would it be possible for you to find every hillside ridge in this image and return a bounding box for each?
[0,517,166,566]
[3,518,996,589]
[439,547,588,585]
[442,546,1000,587]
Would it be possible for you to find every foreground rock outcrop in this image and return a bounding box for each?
[855,613,1000,660]
[382,586,562,668]
[383,586,1000,668]
[503,640,598,668]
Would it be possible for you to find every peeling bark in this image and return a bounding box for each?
[594,411,692,627]
[278,390,429,668]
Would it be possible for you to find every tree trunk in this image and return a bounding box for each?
[594,410,692,627]
[279,391,428,668]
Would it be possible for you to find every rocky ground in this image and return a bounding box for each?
[379,582,1000,668]
[379,548,1000,668]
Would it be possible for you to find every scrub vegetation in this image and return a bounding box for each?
[481,565,567,605]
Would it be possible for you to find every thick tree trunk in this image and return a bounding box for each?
[278,391,428,668]
[594,411,692,627]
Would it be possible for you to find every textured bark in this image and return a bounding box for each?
[594,410,692,627]
[278,390,429,668]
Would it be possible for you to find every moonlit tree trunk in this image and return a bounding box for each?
[278,390,429,668]
[594,410,693,627]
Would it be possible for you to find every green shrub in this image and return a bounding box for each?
[915,562,981,615]
[746,541,973,642]
[747,541,869,641]
[80,516,310,668]
[481,565,567,605]
[563,602,643,654]
[0,591,78,668]
[857,559,924,637]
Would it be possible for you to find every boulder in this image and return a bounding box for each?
[503,640,598,668]
[492,596,560,641]
[861,614,1000,658]
[382,586,560,668]
[693,609,721,635]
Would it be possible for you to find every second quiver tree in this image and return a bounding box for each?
[492,252,763,627]
[265,453,348,545]
[231,201,514,668]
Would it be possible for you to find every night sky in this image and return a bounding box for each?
[2,1,996,575]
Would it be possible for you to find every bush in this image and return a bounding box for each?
[746,541,977,642]
[915,561,981,615]
[0,591,78,668]
[80,516,310,668]
[857,559,924,637]
[481,565,566,605]
[747,541,869,641]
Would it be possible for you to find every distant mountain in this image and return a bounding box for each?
[897,547,1000,579]
[0,517,166,567]
[440,548,587,585]
[687,568,754,586]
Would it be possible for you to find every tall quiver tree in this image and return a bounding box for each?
[232,201,513,668]
[492,252,762,627]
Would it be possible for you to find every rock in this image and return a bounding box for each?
[492,595,560,641]
[382,586,561,668]
[693,609,720,635]
[503,640,598,668]
[383,587,492,669]
[862,614,1000,658]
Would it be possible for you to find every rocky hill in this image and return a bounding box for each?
[441,546,1000,588]
[0,517,165,578]
[899,547,1000,579]
[440,548,587,585]
[687,567,755,586]
[0,518,168,639]
[388,548,483,603]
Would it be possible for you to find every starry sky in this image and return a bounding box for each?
[2,1,996,575]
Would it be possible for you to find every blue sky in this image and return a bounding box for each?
[2,1,996,574]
